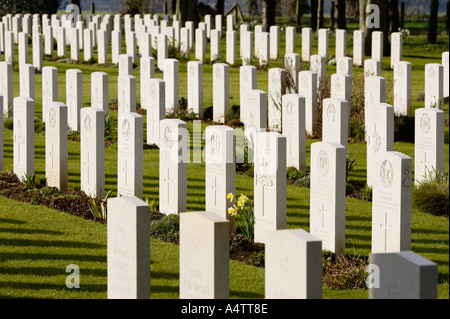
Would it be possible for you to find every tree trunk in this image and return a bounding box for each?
[310,0,318,30]
[363,0,389,56]
[296,0,302,26]
[262,0,275,32]
[400,1,405,29]
[335,0,346,29]
[427,0,439,43]
[176,0,198,26]
[317,0,324,29]
[215,0,224,15]
[446,0,449,34]
[389,0,399,33]
[330,1,336,30]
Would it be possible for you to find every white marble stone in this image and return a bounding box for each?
[298,71,318,135]
[371,31,383,64]
[322,98,349,148]
[268,68,286,132]
[390,32,403,69]
[301,27,312,63]
[0,61,13,116]
[66,69,82,131]
[91,72,109,114]
[285,26,296,54]
[353,30,365,67]
[19,64,35,99]
[13,97,35,180]
[187,61,203,118]
[335,29,346,59]
[117,75,137,117]
[212,63,229,123]
[424,63,444,109]
[163,58,179,112]
[145,78,165,146]
[42,66,58,123]
[393,61,412,116]
[270,26,280,60]
[443,51,449,98]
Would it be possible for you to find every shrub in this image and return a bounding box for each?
[346,155,358,181]
[413,169,449,217]
[394,113,414,142]
[361,184,373,202]
[293,174,310,188]
[150,213,180,242]
[286,166,305,184]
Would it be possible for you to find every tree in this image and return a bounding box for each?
[175,0,198,26]
[215,0,224,15]
[427,0,439,43]
[262,0,275,32]
[335,0,346,29]
[388,0,399,33]
[310,0,318,30]
[317,0,324,30]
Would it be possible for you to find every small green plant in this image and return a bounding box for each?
[346,155,358,182]
[361,184,373,202]
[21,173,36,188]
[88,190,112,221]
[413,169,449,217]
[227,193,254,242]
[150,213,180,242]
[293,174,311,188]
[88,56,98,64]
[104,113,117,140]
[286,166,305,184]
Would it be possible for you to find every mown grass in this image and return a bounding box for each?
[0,19,448,299]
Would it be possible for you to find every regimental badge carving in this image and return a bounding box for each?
[380,159,394,188]
[210,132,221,156]
[327,103,336,123]
[339,60,345,74]
[428,66,435,80]
[334,76,341,90]
[285,101,294,114]
[84,115,92,132]
[164,125,175,148]
[189,64,196,77]
[49,108,56,129]
[302,75,308,88]
[317,149,329,176]
[420,113,431,134]
[243,69,249,82]
[150,82,156,99]
[215,66,221,79]
[397,63,403,78]
[121,118,131,141]
[271,70,278,83]
[257,174,273,187]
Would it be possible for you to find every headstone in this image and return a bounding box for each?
[139,56,155,110]
[335,29,346,59]
[240,65,257,113]
[298,71,318,135]
[32,32,43,71]
[0,61,13,116]
[393,61,412,116]
[157,33,168,71]
[66,69,82,131]
[371,31,383,64]
[269,26,280,60]
[322,98,349,148]
[195,28,206,62]
[5,31,14,63]
[310,55,326,89]
[42,66,58,123]
[330,73,352,116]
[372,151,412,253]
[180,27,190,58]
[163,58,179,113]
[318,28,329,60]
[119,54,133,76]
[282,94,306,172]
[242,30,253,65]
[205,15,212,39]
[210,29,220,61]
[187,61,203,118]
[83,28,93,61]
[285,26,296,54]
[45,102,68,192]
[107,196,150,299]
[179,211,229,299]
[19,64,35,99]
[364,75,386,140]
[268,68,286,132]
[80,107,105,198]
[424,63,444,109]
[301,27,312,63]
[204,125,236,231]
[70,28,80,61]
[212,63,229,123]
[159,119,188,214]
[353,30,364,66]
[265,229,322,299]
[117,75,137,117]
[364,58,382,77]
[226,30,236,65]
[117,112,143,198]
[125,31,136,63]
[18,32,28,66]
[254,132,287,244]
[91,72,109,114]
[390,32,403,69]
[414,107,445,184]
[443,51,449,98]
[45,27,54,57]
[97,29,108,64]
[254,25,263,58]
[13,97,35,180]
[310,141,346,255]
[366,103,394,187]
[241,89,267,141]
[239,24,249,58]
[336,56,353,76]
[368,251,438,299]
[145,78,165,146]
[111,30,122,64]
[57,27,66,57]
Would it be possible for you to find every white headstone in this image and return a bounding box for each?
[212,63,229,123]
[107,196,150,299]
[265,229,322,299]
[336,56,353,76]
[57,27,66,57]
[145,79,165,146]
[139,56,155,111]
[414,107,445,184]
[284,53,300,93]
[70,28,80,61]
[371,31,383,64]
[353,30,365,67]
[298,70,318,135]
[157,33,168,71]
[424,63,444,109]
[195,28,206,62]
[270,26,280,60]
[66,69,82,131]
[335,29,346,59]
[239,65,257,112]
[83,28,93,61]
[210,29,220,61]
[91,72,109,114]
[117,112,143,198]
[13,97,35,180]
[159,119,188,214]
[366,103,394,187]
[97,29,108,64]
[285,26,296,54]
[226,30,236,65]
[18,32,28,66]
[330,73,352,117]
[0,61,13,116]
[242,30,253,65]
[254,25,262,58]
[364,58,381,77]
[117,75,137,117]
[301,27,312,63]
[125,31,136,63]
[111,30,122,64]
[163,58,179,113]
[42,66,58,123]
[119,54,133,76]
[318,28,329,60]
[32,32,43,71]
[443,51,449,98]
[179,211,229,299]
[45,102,68,192]
[80,107,105,198]
[204,125,236,231]
[282,94,306,172]
[372,151,412,253]
[19,64,35,100]
[322,97,349,148]
[390,32,403,69]
[310,54,326,89]
[254,132,287,244]
[393,61,412,116]
[368,251,438,299]
[268,68,286,132]
[310,141,346,255]
[187,61,203,118]
[241,89,267,141]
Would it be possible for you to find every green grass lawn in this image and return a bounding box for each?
[0,21,448,299]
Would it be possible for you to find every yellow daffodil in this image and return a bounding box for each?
[237,200,244,208]
[227,193,235,202]
[228,206,237,216]
[239,194,248,203]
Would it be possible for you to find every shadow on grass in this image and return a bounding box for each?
[0,218,26,225]
[1,238,105,249]
[0,227,64,235]
[0,266,106,277]
[0,281,107,293]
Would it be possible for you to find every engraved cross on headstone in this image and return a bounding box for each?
[380,212,392,251]
[163,167,174,203]
[84,152,90,184]
[122,158,129,186]
[318,202,327,229]
[211,176,219,207]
